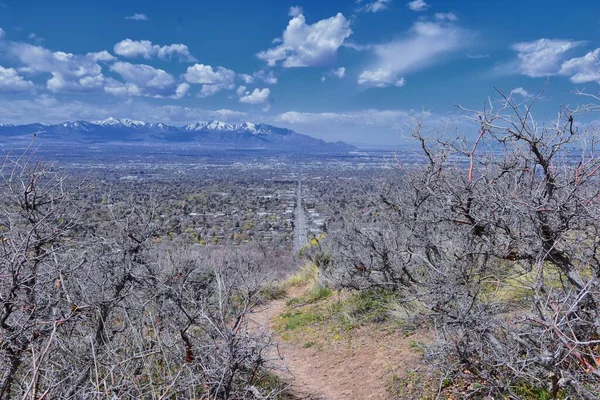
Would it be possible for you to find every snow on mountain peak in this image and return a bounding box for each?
[205,121,235,131]
[238,122,258,132]
[55,118,294,136]
[93,117,147,127]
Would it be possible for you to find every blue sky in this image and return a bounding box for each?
[1,0,600,145]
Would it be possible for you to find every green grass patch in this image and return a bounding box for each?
[275,287,402,336]
[286,284,333,307]
[284,262,319,287]
[512,381,567,400]
[345,288,401,323]
[277,309,324,331]
[480,263,567,305]
[259,282,288,302]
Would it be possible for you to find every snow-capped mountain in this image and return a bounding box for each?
[182,120,295,135]
[0,118,355,153]
[93,117,147,128]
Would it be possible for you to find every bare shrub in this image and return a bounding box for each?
[0,147,284,399]
[329,91,600,398]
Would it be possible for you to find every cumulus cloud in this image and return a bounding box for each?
[332,67,346,78]
[183,64,236,85]
[511,38,586,78]
[113,39,196,62]
[114,39,153,58]
[125,13,149,21]
[174,82,191,99]
[0,66,35,92]
[358,17,468,88]
[239,70,278,85]
[86,50,116,62]
[559,48,600,83]
[358,69,405,87]
[357,0,392,13]
[183,63,236,97]
[288,6,303,17]
[6,41,190,98]
[9,43,107,93]
[198,84,225,97]
[253,69,278,84]
[239,88,271,104]
[257,12,352,67]
[510,87,532,98]
[434,13,458,21]
[108,61,189,99]
[236,85,247,96]
[407,0,429,11]
[239,74,254,84]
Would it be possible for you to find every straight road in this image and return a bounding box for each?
[293,177,308,254]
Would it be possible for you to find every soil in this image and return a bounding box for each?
[250,286,427,399]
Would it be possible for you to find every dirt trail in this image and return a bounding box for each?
[250,286,424,399]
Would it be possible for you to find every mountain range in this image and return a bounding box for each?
[0,118,355,153]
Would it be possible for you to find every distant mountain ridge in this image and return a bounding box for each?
[0,118,355,152]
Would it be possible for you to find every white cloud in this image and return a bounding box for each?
[239,88,270,104]
[183,63,236,96]
[154,44,196,62]
[125,13,149,21]
[239,74,254,84]
[434,13,458,22]
[288,6,303,17]
[108,61,188,99]
[358,69,405,87]
[6,41,191,98]
[174,82,191,99]
[113,39,196,62]
[27,32,45,44]
[511,38,586,78]
[407,0,429,11]
[0,27,5,39]
[239,70,278,85]
[86,50,116,62]
[183,64,236,85]
[357,0,392,13]
[253,69,278,84]
[198,84,225,97]
[0,65,34,92]
[114,39,153,58]
[559,48,600,83]
[466,53,490,59]
[510,87,532,98]
[333,67,346,78]
[47,72,104,93]
[359,18,468,87]
[236,85,247,96]
[10,43,106,93]
[257,12,352,67]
